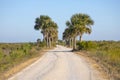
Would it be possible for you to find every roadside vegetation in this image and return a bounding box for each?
[57,40,65,46]
[0,14,58,80]
[76,41,120,80]
[0,42,46,79]
[63,13,120,80]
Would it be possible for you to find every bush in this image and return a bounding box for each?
[58,40,65,46]
[77,41,97,50]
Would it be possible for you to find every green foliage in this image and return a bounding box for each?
[77,41,97,50]
[63,13,94,49]
[57,40,65,46]
[0,42,45,73]
[39,41,46,48]
[35,41,46,50]
[34,15,58,48]
[77,41,120,79]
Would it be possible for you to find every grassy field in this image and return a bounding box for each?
[0,42,46,79]
[77,41,120,80]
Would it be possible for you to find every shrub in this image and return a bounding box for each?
[77,41,97,50]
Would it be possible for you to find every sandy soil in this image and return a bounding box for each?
[8,45,108,80]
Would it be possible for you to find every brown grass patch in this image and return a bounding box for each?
[4,57,39,79]
[75,52,109,80]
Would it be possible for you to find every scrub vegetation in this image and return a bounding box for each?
[76,41,120,80]
[0,42,46,79]
[63,13,120,80]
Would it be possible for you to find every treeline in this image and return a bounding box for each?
[0,42,45,79]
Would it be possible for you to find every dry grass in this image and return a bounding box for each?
[1,51,45,80]
[0,42,56,80]
[4,57,39,78]
[76,41,120,80]
[0,43,47,80]
[75,52,109,80]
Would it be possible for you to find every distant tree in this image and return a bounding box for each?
[63,13,94,50]
[71,13,94,42]
[34,15,58,48]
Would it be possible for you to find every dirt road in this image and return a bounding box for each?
[8,45,106,80]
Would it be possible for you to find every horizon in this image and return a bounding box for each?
[0,0,120,42]
[0,40,120,43]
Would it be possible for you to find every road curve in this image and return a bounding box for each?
[8,45,104,80]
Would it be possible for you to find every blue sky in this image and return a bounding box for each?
[0,0,120,42]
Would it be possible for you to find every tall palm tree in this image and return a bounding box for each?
[63,28,70,46]
[71,13,94,42]
[47,21,58,48]
[63,13,94,50]
[34,15,58,48]
[63,20,78,49]
[34,15,51,41]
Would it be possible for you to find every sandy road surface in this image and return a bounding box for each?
[8,45,105,80]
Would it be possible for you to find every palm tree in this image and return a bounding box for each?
[34,15,58,48]
[63,20,78,49]
[34,15,51,41]
[63,13,94,50]
[47,21,58,48]
[63,28,70,46]
[71,13,94,42]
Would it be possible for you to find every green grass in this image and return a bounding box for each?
[0,42,46,77]
[57,40,65,46]
[77,41,120,80]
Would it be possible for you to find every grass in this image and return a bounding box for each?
[77,41,120,80]
[0,42,46,79]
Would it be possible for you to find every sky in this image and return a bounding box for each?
[0,0,120,42]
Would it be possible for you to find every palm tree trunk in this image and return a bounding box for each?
[70,38,72,47]
[70,38,73,48]
[73,37,76,50]
[49,38,51,48]
[71,38,73,48]
[69,39,71,47]
[65,40,67,46]
[51,38,53,46]
[43,32,46,42]
[79,35,82,42]
[43,34,45,42]
[46,34,49,47]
